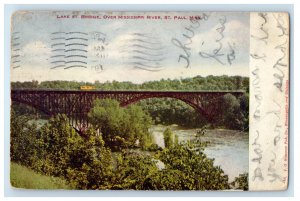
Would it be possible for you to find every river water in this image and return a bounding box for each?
[149,125,249,182]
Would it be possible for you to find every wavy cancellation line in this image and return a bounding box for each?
[66,32,88,35]
[65,49,88,53]
[51,37,66,40]
[133,66,163,72]
[65,43,88,47]
[132,56,165,62]
[130,62,163,69]
[66,37,88,41]
[64,65,87,69]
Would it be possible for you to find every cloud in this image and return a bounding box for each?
[191,19,249,50]
[20,41,51,64]
[22,41,51,56]
[15,41,51,68]
[11,11,250,82]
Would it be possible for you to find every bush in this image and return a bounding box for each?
[232,173,248,190]
[157,144,230,190]
[108,151,158,190]
[143,169,187,190]
[144,144,163,152]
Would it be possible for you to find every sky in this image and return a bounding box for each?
[10,11,250,83]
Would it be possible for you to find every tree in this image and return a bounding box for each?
[163,128,173,148]
[239,94,249,130]
[88,99,126,149]
[10,109,39,167]
[124,104,153,148]
[219,94,246,130]
[88,99,153,150]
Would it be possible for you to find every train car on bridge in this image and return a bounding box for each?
[80,86,96,90]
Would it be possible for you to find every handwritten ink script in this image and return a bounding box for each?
[199,16,236,65]
[171,13,237,69]
[171,13,209,68]
[249,12,289,191]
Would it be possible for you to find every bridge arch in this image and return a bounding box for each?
[119,94,210,120]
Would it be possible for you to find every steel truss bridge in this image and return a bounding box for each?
[11,89,245,135]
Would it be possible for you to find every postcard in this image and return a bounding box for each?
[10,11,289,191]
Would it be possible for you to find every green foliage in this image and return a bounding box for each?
[137,98,204,127]
[10,162,71,189]
[143,169,187,190]
[10,113,113,190]
[11,75,249,91]
[232,173,248,190]
[36,115,113,189]
[142,128,229,190]
[108,152,158,190]
[10,111,238,190]
[10,109,39,168]
[138,94,248,130]
[88,99,153,150]
[157,144,230,190]
[239,94,249,130]
[143,144,163,152]
[174,135,179,145]
[88,99,127,149]
[163,128,173,148]
[217,94,247,130]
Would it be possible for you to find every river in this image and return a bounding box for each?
[149,125,249,182]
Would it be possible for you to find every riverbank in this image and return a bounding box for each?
[149,124,249,182]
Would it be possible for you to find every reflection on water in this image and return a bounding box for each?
[149,125,249,182]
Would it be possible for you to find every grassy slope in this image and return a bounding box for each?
[10,162,71,189]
